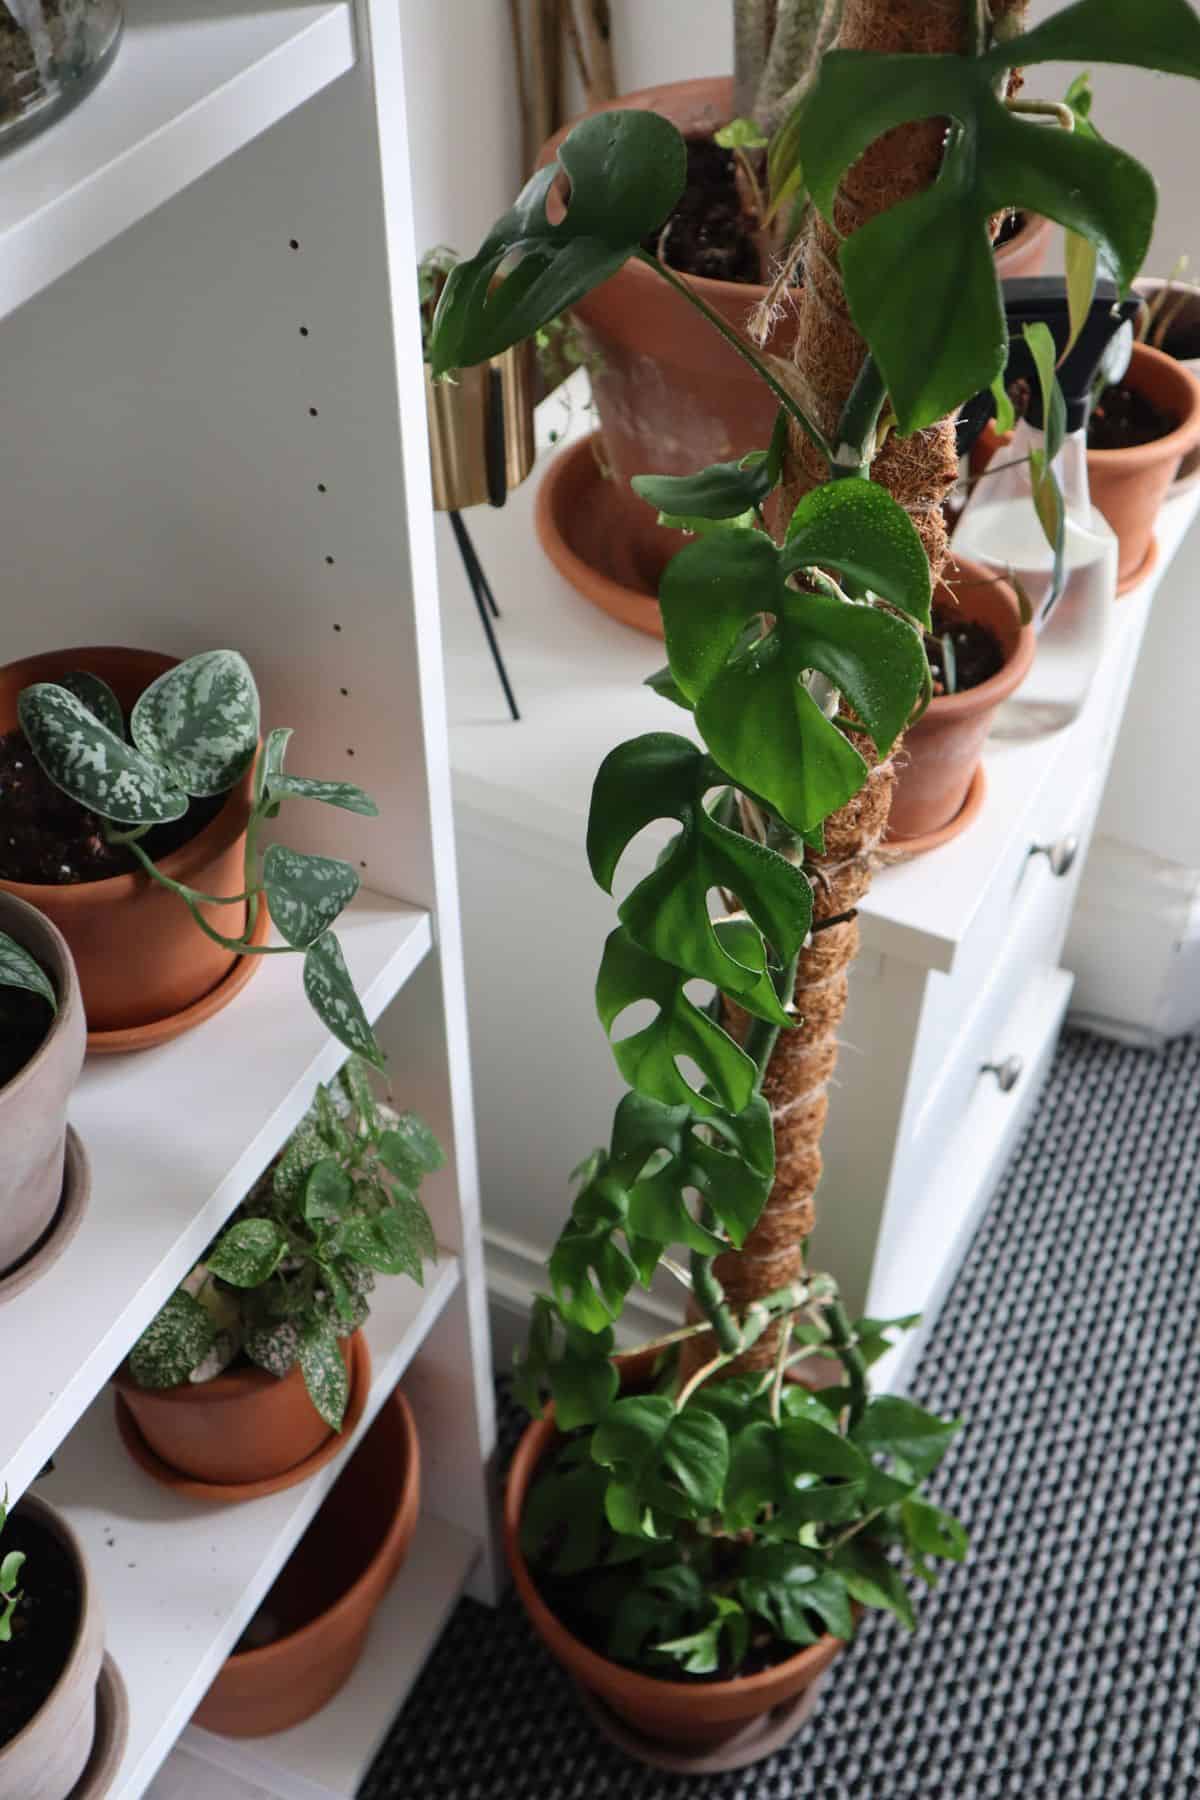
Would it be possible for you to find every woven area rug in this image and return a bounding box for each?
[361,1028,1200,1799]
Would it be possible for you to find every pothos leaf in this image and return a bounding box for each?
[59,670,124,739]
[264,845,360,950]
[738,1542,855,1642]
[657,1594,749,1675]
[520,1458,615,1574]
[303,932,384,1069]
[130,649,260,797]
[18,682,188,826]
[0,933,56,1012]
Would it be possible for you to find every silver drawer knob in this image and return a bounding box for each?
[981,1055,1023,1093]
[1029,833,1079,878]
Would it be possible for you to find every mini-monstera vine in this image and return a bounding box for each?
[429,0,1200,1676]
[17,652,383,1065]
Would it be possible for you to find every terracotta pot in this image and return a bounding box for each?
[1088,344,1200,584]
[0,895,85,1278]
[0,1495,106,1800]
[506,1408,842,1754]
[993,212,1053,279]
[1134,278,1200,489]
[0,646,255,1038]
[888,557,1035,844]
[192,1388,421,1737]
[115,1333,359,1487]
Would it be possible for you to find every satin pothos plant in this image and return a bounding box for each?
[431,0,1199,1677]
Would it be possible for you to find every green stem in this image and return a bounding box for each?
[832,355,887,474]
[690,1250,743,1355]
[114,831,294,957]
[636,250,835,466]
[676,1350,734,1411]
[242,797,268,939]
[742,945,802,1080]
[825,1299,867,1428]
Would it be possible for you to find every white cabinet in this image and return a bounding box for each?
[442,380,1200,1370]
[0,4,495,1795]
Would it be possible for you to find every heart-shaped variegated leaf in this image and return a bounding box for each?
[0,932,56,1012]
[303,931,384,1068]
[59,671,124,739]
[256,725,377,816]
[18,683,189,825]
[263,845,359,949]
[130,649,260,797]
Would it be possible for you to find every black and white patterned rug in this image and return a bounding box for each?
[360,1028,1200,1799]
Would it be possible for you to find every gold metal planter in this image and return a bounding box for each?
[425,342,536,513]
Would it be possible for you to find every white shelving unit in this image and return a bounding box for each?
[0,3,495,1794]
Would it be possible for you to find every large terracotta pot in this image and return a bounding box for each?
[506,1407,843,1755]
[0,646,255,1039]
[0,1495,106,1800]
[115,1333,360,1488]
[192,1389,421,1737]
[888,557,1035,844]
[0,895,85,1278]
[1087,343,1200,582]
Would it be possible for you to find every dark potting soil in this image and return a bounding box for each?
[993,209,1029,249]
[0,728,223,885]
[0,1512,80,1751]
[1161,319,1200,362]
[0,982,53,1090]
[643,137,762,285]
[927,602,1004,697]
[1088,382,1179,451]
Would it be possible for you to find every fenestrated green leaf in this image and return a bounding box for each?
[59,671,124,739]
[378,1115,445,1182]
[549,1322,620,1430]
[725,1415,870,1531]
[0,933,56,1013]
[988,0,1200,79]
[595,926,756,1117]
[264,845,359,950]
[297,1315,350,1430]
[18,682,188,826]
[738,1542,855,1642]
[207,1218,288,1288]
[609,1089,774,1252]
[833,1540,915,1627]
[304,1157,354,1224]
[130,649,259,797]
[128,1289,216,1390]
[303,932,384,1069]
[901,1497,968,1564]
[429,110,686,375]
[632,410,789,521]
[549,1156,640,1330]
[657,1594,749,1674]
[592,1394,729,1537]
[587,735,812,1023]
[783,479,931,623]
[608,1562,707,1664]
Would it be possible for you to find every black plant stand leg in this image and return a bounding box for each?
[448,509,520,722]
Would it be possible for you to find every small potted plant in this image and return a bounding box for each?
[0,645,383,1058]
[1134,263,1200,488]
[0,895,86,1293]
[0,1490,110,1800]
[115,1058,442,1498]
[1087,341,1200,588]
[0,0,123,150]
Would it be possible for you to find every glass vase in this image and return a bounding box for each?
[1,0,123,152]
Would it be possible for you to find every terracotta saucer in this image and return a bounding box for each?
[113,1332,372,1504]
[1116,534,1159,596]
[573,1671,828,1774]
[86,900,271,1055]
[70,1656,130,1799]
[0,1128,90,1305]
[535,436,666,639]
[885,762,987,859]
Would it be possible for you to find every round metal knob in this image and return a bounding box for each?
[1030,833,1080,878]
[981,1055,1024,1093]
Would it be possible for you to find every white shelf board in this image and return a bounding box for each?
[43,1253,462,1800]
[0,890,432,1505]
[178,1512,478,1800]
[444,377,1200,971]
[0,0,355,322]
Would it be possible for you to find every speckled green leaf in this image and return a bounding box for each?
[130,649,259,797]
[207,1218,288,1288]
[263,845,359,949]
[128,1289,216,1390]
[378,1115,445,1183]
[268,773,379,816]
[304,1156,354,1224]
[297,1316,350,1430]
[18,683,188,825]
[303,932,384,1069]
[59,671,124,739]
[0,933,56,1012]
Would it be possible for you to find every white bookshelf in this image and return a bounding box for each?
[0,2,496,1793]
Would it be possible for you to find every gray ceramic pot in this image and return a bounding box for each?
[0,1495,105,1800]
[0,894,85,1275]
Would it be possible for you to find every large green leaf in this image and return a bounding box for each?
[988,0,1200,78]
[591,1394,729,1537]
[783,478,932,623]
[428,111,686,375]
[303,932,384,1069]
[19,683,188,826]
[738,1543,855,1642]
[725,1416,870,1531]
[609,1089,774,1253]
[130,649,260,797]
[263,845,360,950]
[595,926,756,1118]
[0,933,55,1012]
[588,735,812,1023]
[548,1175,640,1332]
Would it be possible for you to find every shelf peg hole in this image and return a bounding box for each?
[325,554,336,565]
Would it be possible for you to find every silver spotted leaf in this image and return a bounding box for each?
[297,1316,350,1430]
[244,1319,300,1380]
[127,1289,216,1390]
[18,682,189,825]
[263,845,359,950]
[257,725,377,817]
[0,932,56,1012]
[130,649,260,797]
[303,931,384,1068]
[206,1217,288,1288]
[59,671,124,739]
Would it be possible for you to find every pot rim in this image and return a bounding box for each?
[0,1493,95,1768]
[505,1406,841,1708]
[0,892,81,1105]
[993,211,1053,259]
[1087,341,1200,467]
[0,645,256,909]
[922,555,1036,722]
[216,1388,420,1670]
[114,1329,358,1407]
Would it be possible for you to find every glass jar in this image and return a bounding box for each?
[1,0,123,151]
